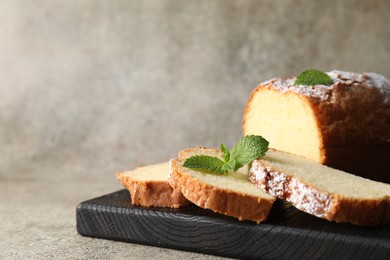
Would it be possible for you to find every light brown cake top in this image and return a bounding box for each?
[261,70,390,103]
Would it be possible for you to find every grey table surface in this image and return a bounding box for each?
[1,157,226,259]
[1,1,389,259]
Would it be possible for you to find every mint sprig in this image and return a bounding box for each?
[294,69,333,86]
[228,135,269,171]
[183,135,269,174]
[182,155,226,174]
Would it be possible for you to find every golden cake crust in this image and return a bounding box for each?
[117,170,190,208]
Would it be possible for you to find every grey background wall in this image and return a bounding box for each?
[1,0,390,186]
[0,0,390,187]
[1,1,390,258]
[2,0,390,185]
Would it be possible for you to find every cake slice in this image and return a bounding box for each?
[117,162,190,208]
[243,70,390,183]
[249,149,390,226]
[169,147,276,223]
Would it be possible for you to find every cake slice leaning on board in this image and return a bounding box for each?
[169,147,276,223]
[243,70,390,183]
[249,149,390,226]
[117,162,190,208]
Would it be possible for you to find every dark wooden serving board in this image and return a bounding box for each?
[76,189,390,259]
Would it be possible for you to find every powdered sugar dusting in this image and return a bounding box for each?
[249,160,334,219]
[262,77,332,100]
[263,70,390,103]
[365,72,390,103]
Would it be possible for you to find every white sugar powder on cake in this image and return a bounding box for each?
[262,70,390,103]
[364,72,390,103]
[249,160,334,218]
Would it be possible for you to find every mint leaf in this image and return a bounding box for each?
[294,69,333,86]
[183,135,269,175]
[221,158,236,172]
[229,135,269,170]
[220,143,230,163]
[183,155,227,174]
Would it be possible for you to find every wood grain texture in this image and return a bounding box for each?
[76,190,390,259]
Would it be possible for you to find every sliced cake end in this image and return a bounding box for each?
[249,149,390,226]
[117,162,190,208]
